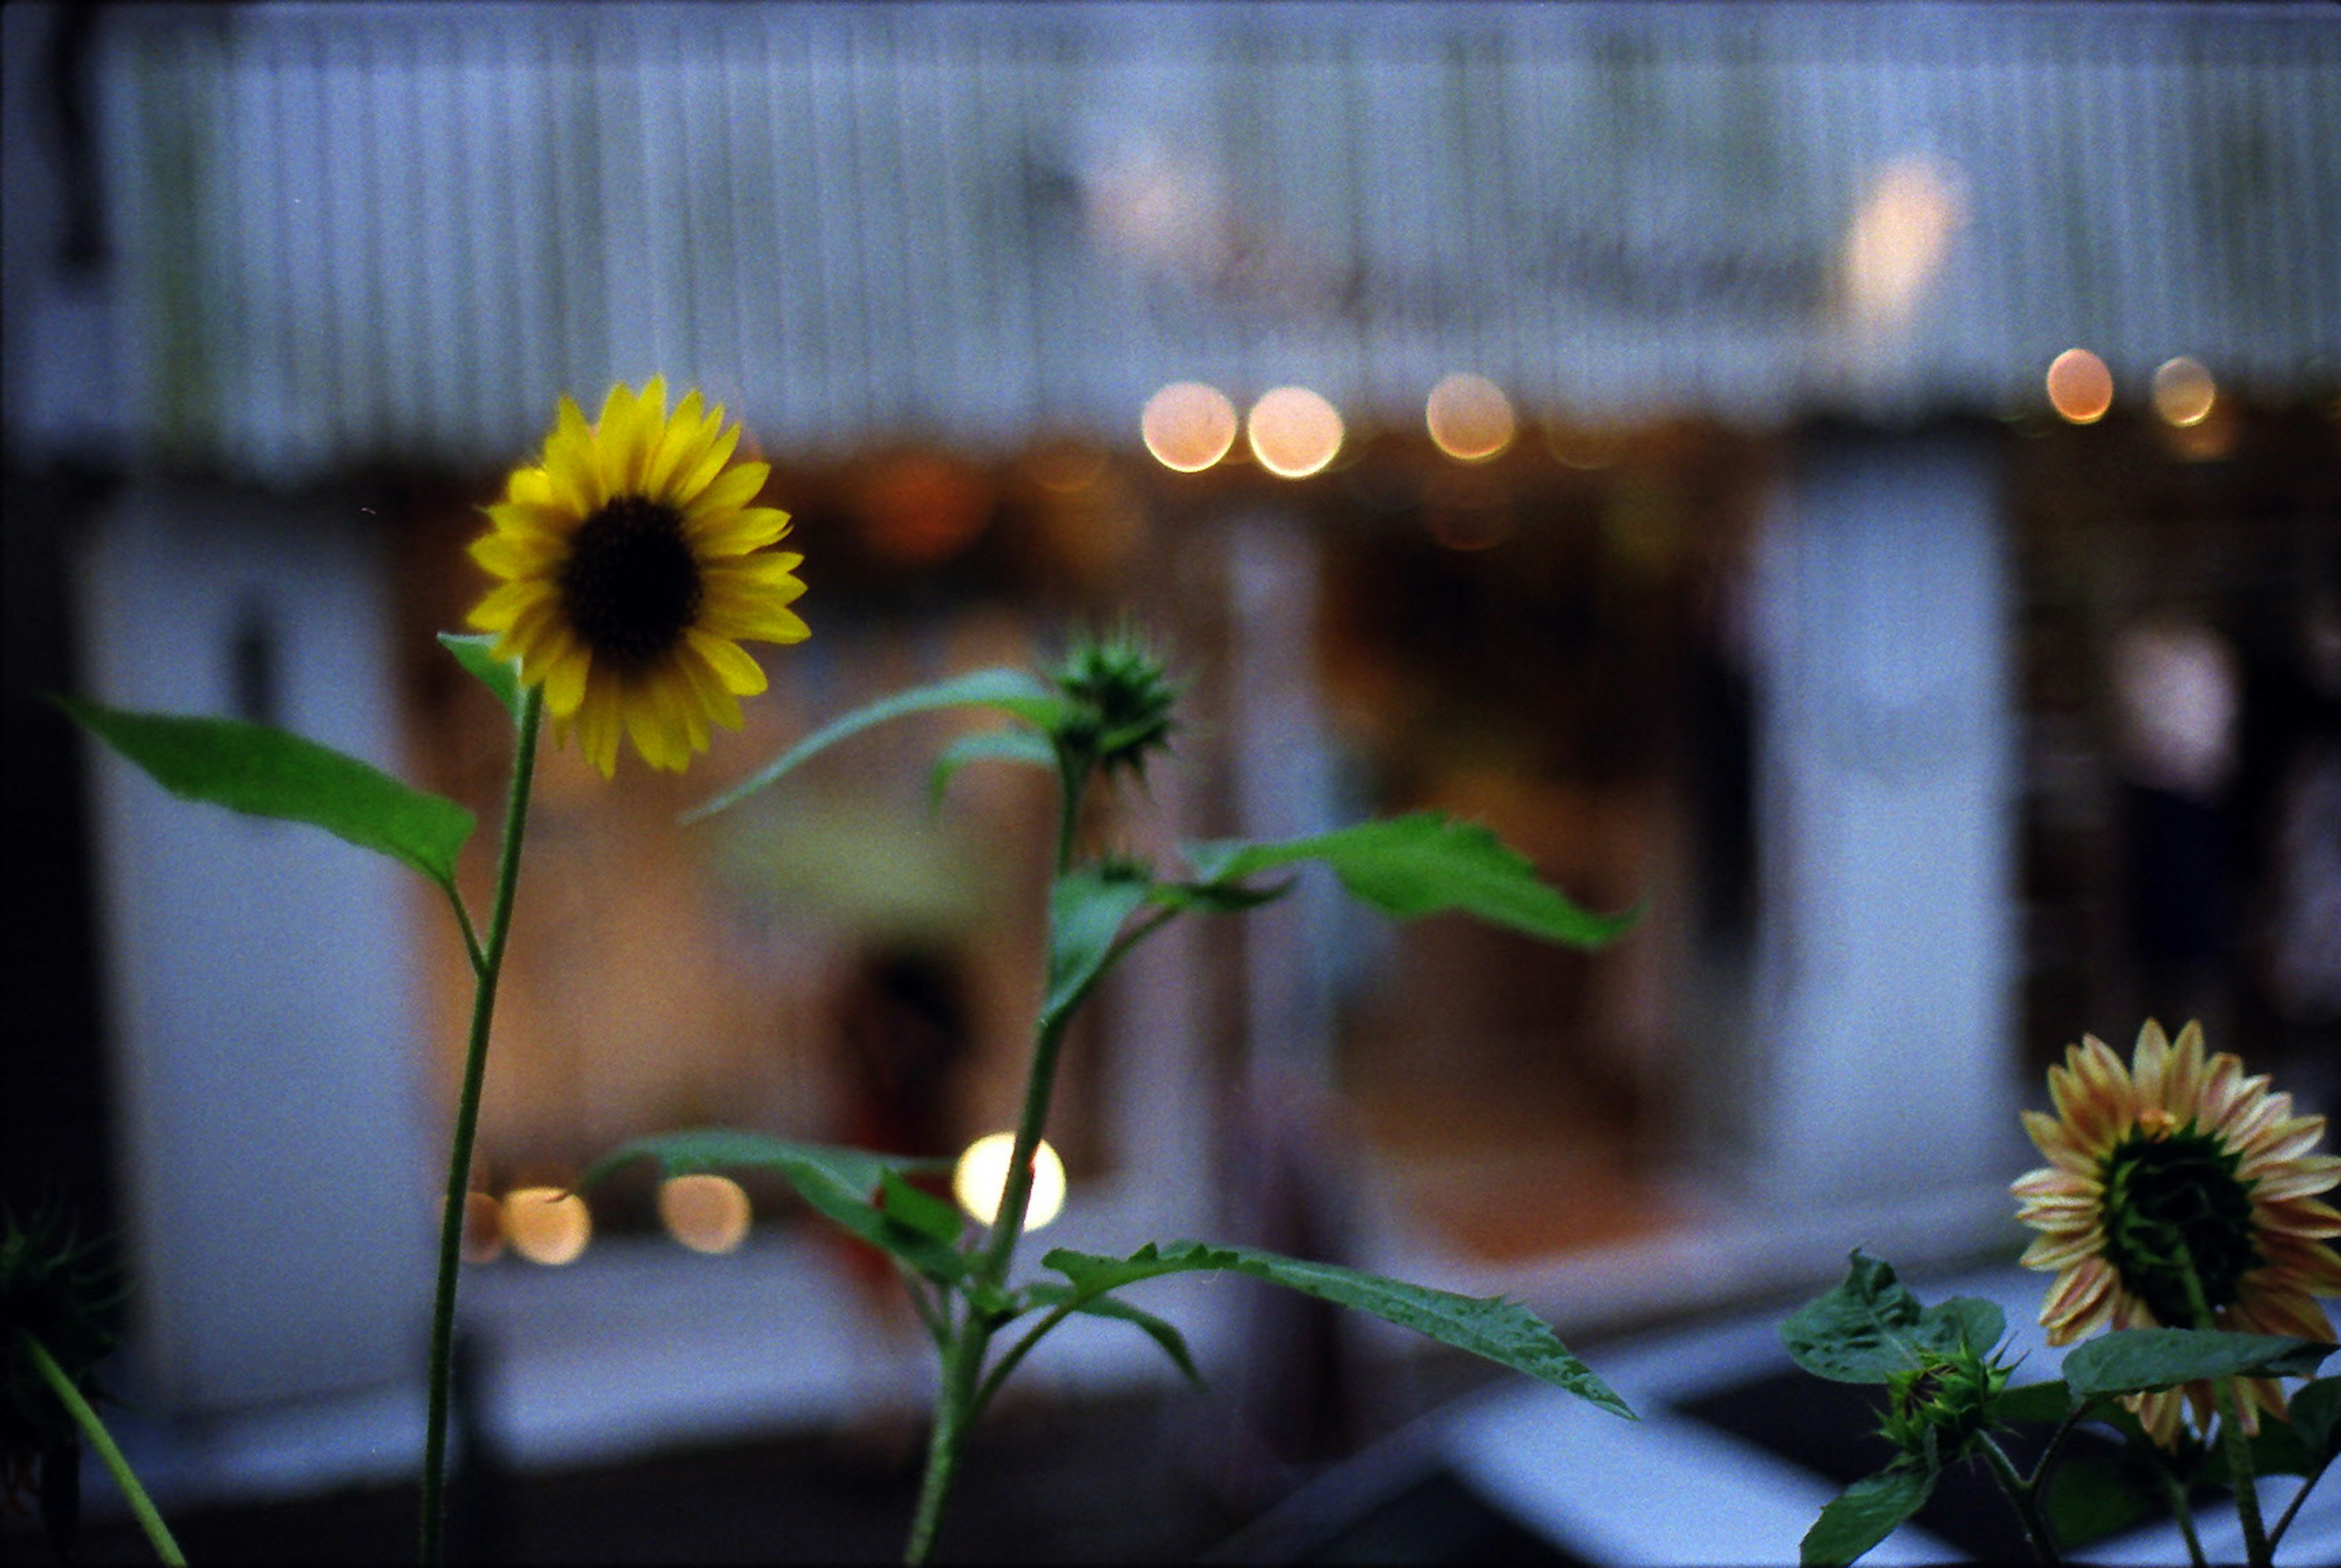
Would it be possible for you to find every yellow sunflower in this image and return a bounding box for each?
[468,377,808,775]
[2013,1019,2341,1447]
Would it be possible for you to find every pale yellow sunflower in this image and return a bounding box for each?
[468,378,807,775]
[2014,1019,2341,1447]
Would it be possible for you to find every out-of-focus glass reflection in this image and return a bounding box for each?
[658,1173,753,1255]
[953,1132,1066,1230]
[2045,347,2114,424]
[502,1186,591,1266]
[1246,386,1344,478]
[1840,154,1966,331]
[1141,382,1238,472]
[2151,355,2217,427]
[1425,373,1517,462]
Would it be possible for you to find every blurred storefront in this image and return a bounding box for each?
[6,1,2337,1459]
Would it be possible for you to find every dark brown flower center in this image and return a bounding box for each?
[2100,1122,2259,1324]
[557,499,701,668]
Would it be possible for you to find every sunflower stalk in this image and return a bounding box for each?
[2179,1245,2272,1568]
[421,683,543,1565]
[19,1330,185,1567]
[1976,1431,2061,1563]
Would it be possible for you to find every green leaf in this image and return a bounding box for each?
[2286,1376,2341,1462]
[2040,1453,2161,1552]
[927,726,1055,810]
[878,1171,967,1247]
[1800,1466,1935,1566]
[54,694,474,892]
[687,668,1069,822]
[436,632,522,721]
[2061,1330,2334,1403]
[1780,1252,2007,1384]
[585,1129,963,1282]
[1042,869,1153,1034]
[1146,877,1296,915]
[1992,1378,2072,1425]
[1019,1281,1206,1389]
[1179,813,1636,947]
[2203,1417,2320,1481]
[1041,1241,1630,1417]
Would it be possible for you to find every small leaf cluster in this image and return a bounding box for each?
[1783,1250,2340,1565]
[2,1202,121,1552]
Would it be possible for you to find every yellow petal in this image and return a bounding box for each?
[684,628,769,696]
[688,504,792,557]
[674,418,743,500]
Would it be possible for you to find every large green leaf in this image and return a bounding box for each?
[1992,1378,2071,1425]
[2061,1330,2333,1403]
[436,632,522,721]
[1800,1467,1935,1567]
[2286,1375,2341,1462]
[1042,869,1153,1034]
[687,668,1069,822]
[1041,1241,1630,1417]
[1179,813,1635,947]
[55,694,474,893]
[586,1129,963,1281]
[2040,1453,2161,1551]
[1780,1252,2006,1384]
[1017,1281,1205,1389]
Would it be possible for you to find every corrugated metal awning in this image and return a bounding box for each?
[94,2,2341,479]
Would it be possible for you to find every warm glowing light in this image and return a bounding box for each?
[461,1191,504,1265]
[2045,348,2114,424]
[953,1133,1067,1231]
[852,452,996,566]
[1841,155,1966,331]
[503,1187,591,1266]
[1425,374,1517,461]
[2151,356,2217,427]
[1245,386,1344,479]
[658,1174,752,1255]
[1141,383,1239,472]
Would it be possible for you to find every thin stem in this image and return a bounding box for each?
[420,684,543,1565]
[2152,1457,2212,1568]
[443,884,486,977]
[1978,1432,2061,1563]
[973,1298,1083,1420]
[2268,1452,2331,1553]
[2178,1247,2271,1568]
[20,1330,186,1566]
[2020,1398,2092,1491]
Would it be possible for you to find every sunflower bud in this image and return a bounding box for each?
[1048,629,1178,781]
[1878,1343,2008,1466]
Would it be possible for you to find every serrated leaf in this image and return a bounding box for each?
[928,726,1055,810]
[1041,1241,1630,1417]
[585,1129,963,1281]
[1993,1378,2071,1425]
[688,668,1071,822]
[2061,1330,2333,1402]
[54,694,474,892]
[1021,1282,1206,1389]
[1781,1252,2006,1384]
[1042,869,1153,1033]
[436,632,522,721]
[2040,1453,2161,1553]
[1800,1466,1935,1566]
[1179,813,1635,947]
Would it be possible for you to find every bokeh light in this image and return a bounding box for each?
[1425,373,1517,461]
[2151,356,2217,427]
[2045,347,2114,424]
[953,1132,1067,1230]
[1141,382,1238,472]
[502,1186,591,1266]
[1246,386,1344,479]
[1841,154,1966,331]
[658,1173,753,1255]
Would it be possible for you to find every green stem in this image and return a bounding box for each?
[2151,1456,2212,1568]
[20,1331,186,1566]
[2178,1247,2271,1568]
[420,684,543,1564]
[1978,1432,2061,1563]
[903,743,1099,1563]
[2268,1450,2331,1553]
